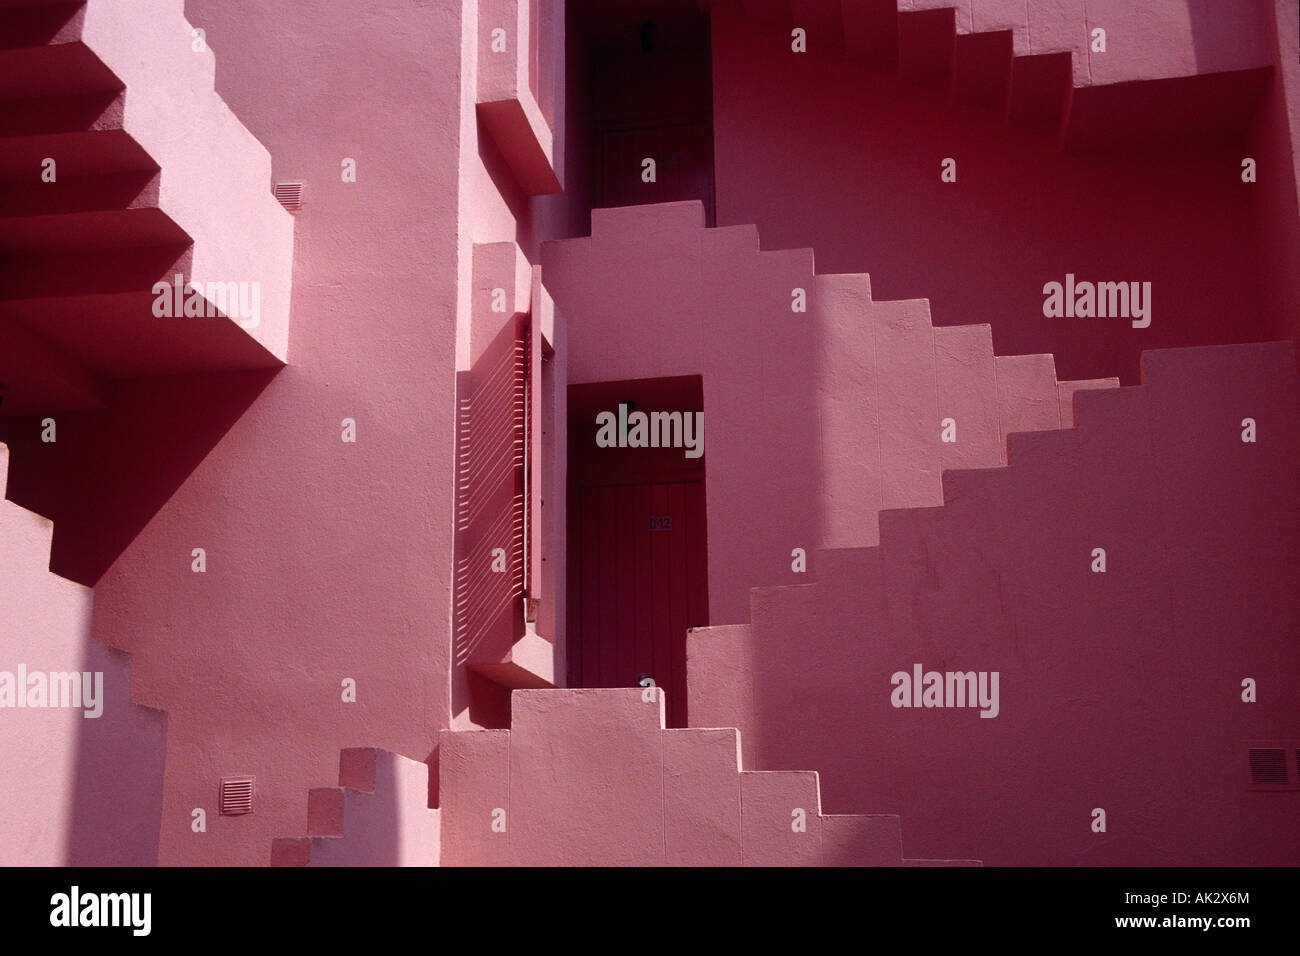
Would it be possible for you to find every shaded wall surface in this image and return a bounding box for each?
[710,2,1281,384]
[1248,0,1300,354]
[690,343,1300,865]
[0,449,165,866]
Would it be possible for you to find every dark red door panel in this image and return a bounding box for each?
[574,481,707,726]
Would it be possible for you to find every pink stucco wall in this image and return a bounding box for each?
[0,446,165,865]
[1,0,1294,867]
[60,0,464,865]
[11,0,585,864]
[542,200,1100,623]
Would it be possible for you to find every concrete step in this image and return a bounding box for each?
[439,688,969,865]
[684,343,1299,864]
[872,297,943,509]
[272,748,440,867]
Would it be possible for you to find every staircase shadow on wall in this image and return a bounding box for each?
[66,641,167,865]
[0,370,277,864]
[0,368,279,587]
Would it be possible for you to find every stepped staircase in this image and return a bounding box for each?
[812,253,1118,548]
[0,441,167,865]
[711,0,1269,147]
[689,341,1300,864]
[261,184,1291,865]
[271,194,1116,865]
[0,0,293,418]
[0,0,294,582]
[426,200,1127,866]
[2,0,1275,867]
[439,688,978,865]
[544,200,1117,558]
[0,0,296,864]
[271,747,439,867]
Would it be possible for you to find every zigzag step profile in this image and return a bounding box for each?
[546,200,1118,557]
[271,747,440,867]
[0,0,293,376]
[687,341,1299,864]
[439,688,976,866]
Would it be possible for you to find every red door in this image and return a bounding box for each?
[574,481,708,727]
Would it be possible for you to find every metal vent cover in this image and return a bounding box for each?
[1247,748,1287,785]
[219,775,255,815]
[272,182,303,211]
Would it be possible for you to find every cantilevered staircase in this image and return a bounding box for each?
[0,0,292,863]
[712,0,1269,148]
[0,0,293,418]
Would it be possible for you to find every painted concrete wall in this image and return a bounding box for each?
[543,201,1099,624]
[711,1,1276,384]
[689,342,1300,864]
[1248,0,1300,354]
[0,446,166,866]
[440,688,968,865]
[34,0,583,864]
[58,0,468,865]
[2,0,1293,867]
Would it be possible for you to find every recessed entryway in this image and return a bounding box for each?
[570,0,716,225]
[567,375,708,726]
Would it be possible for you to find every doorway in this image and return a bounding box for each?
[567,376,708,727]
[570,0,716,226]
[574,481,706,727]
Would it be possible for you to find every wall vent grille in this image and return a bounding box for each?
[272,182,303,212]
[219,775,255,815]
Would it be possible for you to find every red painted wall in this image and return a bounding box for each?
[690,343,1300,864]
[1248,0,1300,356]
[710,3,1277,384]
